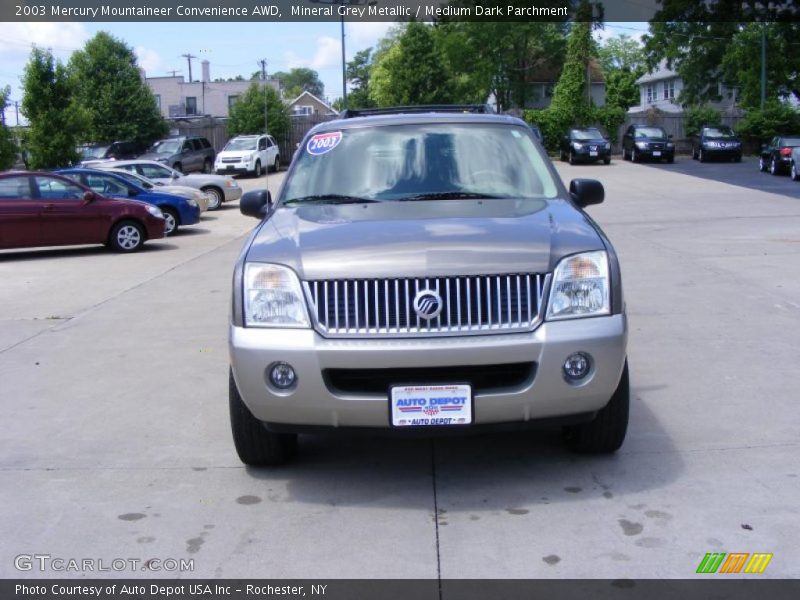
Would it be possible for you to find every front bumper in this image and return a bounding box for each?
[223,185,243,202]
[572,147,611,161]
[636,147,674,159]
[702,146,741,158]
[230,314,628,429]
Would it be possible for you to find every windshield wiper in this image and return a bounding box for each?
[397,191,504,201]
[283,194,379,205]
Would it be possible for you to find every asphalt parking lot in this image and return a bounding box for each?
[1,159,799,580]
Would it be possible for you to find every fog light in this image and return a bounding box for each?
[563,352,591,381]
[268,362,296,389]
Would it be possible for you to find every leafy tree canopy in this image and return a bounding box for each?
[0,86,18,170]
[227,83,290,140]
[272,68,325,100]
[68,31,167,146]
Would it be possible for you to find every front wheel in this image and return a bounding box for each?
[229,370,297,466]
[202,159,212,174]
[699,148,706,162]
[162,208,179,236]
[253,160,262,178]
[666,154,674,164]
[564,361,629,454]
[770,157,780,175]
[631,147,639,163]
[273,155,280,172]
[202,187,223,211]
[109,220,145,253]
[791,161,800,181]
[759,156,768,172]
[603,157,611,165]
[568,151,576,165]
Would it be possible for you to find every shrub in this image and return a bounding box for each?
[736,102,800,144]
[684,106,722,137]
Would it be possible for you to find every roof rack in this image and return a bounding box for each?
[339,104,495,119]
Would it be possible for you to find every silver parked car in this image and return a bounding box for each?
[229,106,629,465]
[105,168,210,212]
[94,159,242,210]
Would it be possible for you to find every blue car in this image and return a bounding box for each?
[56,168,201,235]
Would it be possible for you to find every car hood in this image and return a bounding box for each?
[245,198,604,280]
[576,138,607,145]
[138,152,172,161]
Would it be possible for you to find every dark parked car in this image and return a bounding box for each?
[138,136,215,174]
[759,135,800,175]
[0,171,165,252]
[78,141,144,166]
[622,125,674,163]
[559,128,611,165]
[56,168,201,236]
[691,126,742,162]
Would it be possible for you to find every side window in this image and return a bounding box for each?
[259,138,267,150]
[268,137,275,148]
[191,139,203,151]
[35,176,86,200]
[200,138,211,149]
[0,176,31,199]
[181,141,193,153]
[140,164,170,179]
[84,174,129,196]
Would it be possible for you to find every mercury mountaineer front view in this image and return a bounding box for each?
[229,106,628,465]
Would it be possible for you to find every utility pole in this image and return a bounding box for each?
[760,27,766,110]
[181,53,197,82]
[15,100,19,126]
[259,59,268,135]
[341,4,347,109]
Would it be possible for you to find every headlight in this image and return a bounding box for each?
[146,205,164,218]
[666,142,674,148]
[226,179,238,188]
[546,251,610,321]
[186,198,198,208]
[572,142,584,150]
[244,263,310,328]
[605,142,611,149]
[635,142,648,149]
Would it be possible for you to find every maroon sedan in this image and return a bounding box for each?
[0,171,166,252]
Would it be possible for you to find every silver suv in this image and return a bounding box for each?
[229,106,628,465]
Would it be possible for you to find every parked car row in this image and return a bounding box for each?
[0,161,244,253]
[77,134,283,179]
[758,135,800,179]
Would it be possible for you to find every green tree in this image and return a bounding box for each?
[272,68,325,99]
[604,69,641,111]
[684,106,721,137]
[346,48,375,109]
[643,2,800,107]
[68,31,167,146]
[597,34,645,73]
[21,47,85,169]
[369,22,461,106]
[0,86,18,170]
[227,83,290,141]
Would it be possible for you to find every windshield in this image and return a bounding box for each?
[703,127,735,139]
[573,129,604,140]
[224,138,258,151]
[635,128,667,140]
[282,123,558,204]
[148,140,181,154]
[81,146,110,159]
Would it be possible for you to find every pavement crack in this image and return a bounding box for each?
[430,439,442,600]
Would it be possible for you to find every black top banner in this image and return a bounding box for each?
[4,0,800,23]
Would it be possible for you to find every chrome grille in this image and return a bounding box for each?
[303,274,547,338]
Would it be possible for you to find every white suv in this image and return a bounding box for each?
[214,134,280,177]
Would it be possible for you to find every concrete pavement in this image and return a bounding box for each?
[1,161,798,580]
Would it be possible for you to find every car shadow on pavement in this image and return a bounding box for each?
[0,242,177,261]
[628,156,800,200]
[244,391,682,511]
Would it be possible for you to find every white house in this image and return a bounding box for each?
[628,61,740,115]
[288,91,336,117]
[145,60,281,119]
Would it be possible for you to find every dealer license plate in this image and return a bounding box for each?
[653,151,661,157]
[589,151,598,157]
[390,384,472,427]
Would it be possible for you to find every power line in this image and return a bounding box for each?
[181,53,197,82]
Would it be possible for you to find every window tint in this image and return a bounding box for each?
[0,176,31,199]
[258,138,267,150]
[200,138,211,149]
[35,176,86,200]
[83,174,130,196]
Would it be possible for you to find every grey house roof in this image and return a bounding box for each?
[636,62,679,84]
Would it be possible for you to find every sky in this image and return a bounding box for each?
[0,20,649,125]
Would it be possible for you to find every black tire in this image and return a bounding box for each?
[770,157,780,175]
[622,147,630,161]
[791,161,800,182]
[569,151,576,165]
[162,208,179,236]
[253,160,262,178]
[759,156,768,172]
[108,220,145,253]
[666,154,674,164]
[603,157,611,165]
[699,148,706,162]
[559,149,567,162]
[631,147,640,163]
[692,146,698,160]
[229,369,297,466]
[273,155,280,172]
[564,361,629,454]
[203,159,212,174]
[202,186,223,211]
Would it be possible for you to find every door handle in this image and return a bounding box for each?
[43,203,55,212]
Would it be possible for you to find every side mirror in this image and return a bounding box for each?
[240,189,272,219]
[569,179,604,208]
[82,191,95,203]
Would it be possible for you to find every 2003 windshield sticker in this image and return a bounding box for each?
[306,131,342,156]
